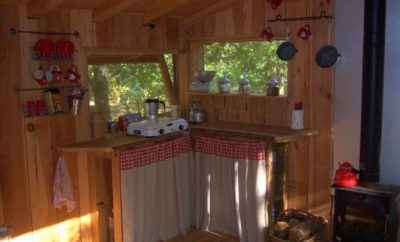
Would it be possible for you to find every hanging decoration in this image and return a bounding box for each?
[261,26,274,41]
[268,0,284,9]
[297,24,312,40]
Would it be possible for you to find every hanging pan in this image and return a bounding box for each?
[277,41,298,61]
[315,45,340,68]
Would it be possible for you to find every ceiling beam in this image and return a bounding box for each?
[143,0,190,23]
[93,0,141,22]
[183,0,238,27]
[28,0,65,17]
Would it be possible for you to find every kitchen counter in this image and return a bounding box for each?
[58,131,188,153]
[59,122,317,153]
[190,122,318,143]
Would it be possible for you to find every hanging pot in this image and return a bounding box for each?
[315,45,340,68]
[277,41,298,61]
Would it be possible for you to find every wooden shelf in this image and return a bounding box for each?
[188,91,287,98]
[190,122,318,143]
[16,84,81,93]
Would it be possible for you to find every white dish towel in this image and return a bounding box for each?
[53,156,76,212]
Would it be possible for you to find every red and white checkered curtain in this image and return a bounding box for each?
[120,135,194,242]
[193,135,269,242]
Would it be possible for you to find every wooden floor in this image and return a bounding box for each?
[165,230,239,242]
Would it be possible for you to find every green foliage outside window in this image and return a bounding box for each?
[203,41,288,95]
[89,41,287,121]
[88,54,173,120]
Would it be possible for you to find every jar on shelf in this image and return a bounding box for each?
[239,73,251,95]
[266,76,280,96]
[218,74,231,93]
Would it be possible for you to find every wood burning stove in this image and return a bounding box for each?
[332,183,400,242]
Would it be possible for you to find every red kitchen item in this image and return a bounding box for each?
[65,64,81,84]
[34,39,55,58]
[33,66,47,86]
[51,65,63,82]
[55,39,74,59]
[334,162,359,187]
[261,26,274,41]
[297,24,312,40]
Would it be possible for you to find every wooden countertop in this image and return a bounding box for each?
[190,122,318,143]
[59,122,317,153]
[59,132,188,153]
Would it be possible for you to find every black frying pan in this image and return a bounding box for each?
[316,45,340,68]
[277,41,298,61]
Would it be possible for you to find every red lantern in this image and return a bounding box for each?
[334,162,359,187]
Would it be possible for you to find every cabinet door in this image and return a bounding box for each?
[24,115,79,242]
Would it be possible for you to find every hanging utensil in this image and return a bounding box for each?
[315,45,340,68]
[277,41,298,61]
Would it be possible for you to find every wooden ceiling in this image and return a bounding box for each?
[5,0,238,24]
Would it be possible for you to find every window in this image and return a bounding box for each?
[88,55,173,120]
[203,41,288,95]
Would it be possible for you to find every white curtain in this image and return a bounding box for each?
[193,135,269,242]
[119,134,269,242]
[120,136,194,242]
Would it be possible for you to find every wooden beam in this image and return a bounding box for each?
[28,0,65,17]
[85,47,178,57]
[93,0,141,22]
[183,0,238,27]
[143,0,190,23]
[159,55,178,105]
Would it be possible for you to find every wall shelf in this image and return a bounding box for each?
[188,91,287,98]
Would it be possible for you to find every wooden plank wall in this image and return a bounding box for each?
[0,5,179,242]
[182,0,334,217]
[0,4,33,240]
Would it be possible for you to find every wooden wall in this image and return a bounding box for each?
[182,0,334,216]
[0,4,33,239]
[0,4,179,241]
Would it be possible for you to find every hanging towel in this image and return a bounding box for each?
[53,156,76,212]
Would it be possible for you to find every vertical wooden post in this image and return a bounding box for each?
[159,55,178,105]
[78,151,93,242]
[112,152,123,242]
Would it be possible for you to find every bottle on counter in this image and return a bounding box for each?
[218,74,231,93]
[291,102,304,130]
[239,72,251,95]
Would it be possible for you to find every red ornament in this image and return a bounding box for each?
[297,24,312,40]
[261,27,274,41]
[334,162,359,187]
[65,64,81,84]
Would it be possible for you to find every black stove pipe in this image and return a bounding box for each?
[359,0,386,182]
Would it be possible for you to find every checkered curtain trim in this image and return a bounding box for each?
[194,135,266,161]
[120,135,193,171]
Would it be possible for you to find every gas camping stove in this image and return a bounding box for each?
[127,118,188,137]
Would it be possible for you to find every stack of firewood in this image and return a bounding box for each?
[268,209,327,242]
